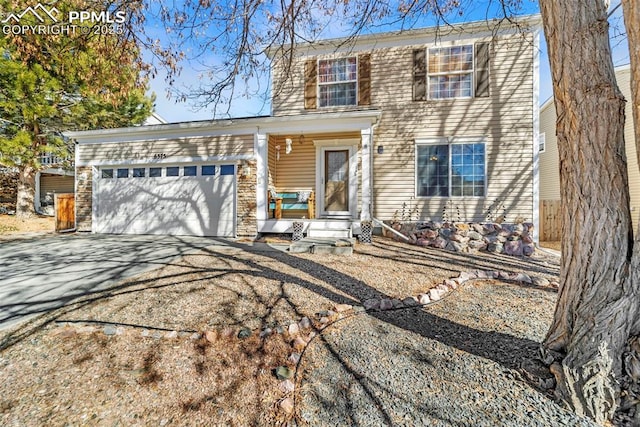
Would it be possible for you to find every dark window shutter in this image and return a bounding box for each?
[358,53,371,106]
[475,42,490,98]
[413,49,427,101]
[304,59,317,109]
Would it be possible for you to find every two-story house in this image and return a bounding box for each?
[66,15,541,239]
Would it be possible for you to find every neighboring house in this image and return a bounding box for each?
[539,65,640,238]
[35,153,75,215]
[65,16,541,238]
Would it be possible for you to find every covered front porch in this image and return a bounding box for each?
[255,111,381,236]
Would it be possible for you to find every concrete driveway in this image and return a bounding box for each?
[0,233,228,330]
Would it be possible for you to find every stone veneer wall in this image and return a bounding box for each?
[384,221,536,257]
[0,167,19,212]
[236,160,257,237]
[75,166,93,232]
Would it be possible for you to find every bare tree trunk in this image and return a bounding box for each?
[16,165,37,218]
[539,0,640,423]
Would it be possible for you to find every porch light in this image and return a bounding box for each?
[299,134,306,144]
[377,145,384,154]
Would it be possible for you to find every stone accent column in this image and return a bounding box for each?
[75,166,93,232]
[236,160,258,238]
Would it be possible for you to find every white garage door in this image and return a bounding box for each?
[95,164,236,237]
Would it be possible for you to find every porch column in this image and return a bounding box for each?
[255,132,268,223]
[361,127,373,220]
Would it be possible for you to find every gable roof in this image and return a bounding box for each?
[266,14,542,58]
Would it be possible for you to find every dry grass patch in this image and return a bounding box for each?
[0,214,54,234]
[0,324,293,426]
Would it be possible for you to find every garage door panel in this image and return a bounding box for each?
[95,168,236,237]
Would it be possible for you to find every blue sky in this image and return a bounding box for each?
[147,1,630,123]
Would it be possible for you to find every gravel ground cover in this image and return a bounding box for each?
[0,237,594,426]
[296,280,597,426]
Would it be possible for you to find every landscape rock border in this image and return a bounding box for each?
[51,269,559,420]
[384,220,537,257]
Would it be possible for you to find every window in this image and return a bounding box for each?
[428,45,473,99]
[318,57,357,107]
[539,133,546,153]
[149,167,162,177]
[184,166,197,176]
[101,169,113,179]
[166,167,179,177]
[117,168,128,178]
[202,165,216,176]
[132,168,145,178]
[220,165,235,176]
[416,141,485,197]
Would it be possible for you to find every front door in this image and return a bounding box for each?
[324,149,349,214]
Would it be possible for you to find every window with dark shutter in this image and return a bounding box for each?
[358,53,371,106]
[413,49,427,101]
[475,42,490,98]
[304,59,317,109]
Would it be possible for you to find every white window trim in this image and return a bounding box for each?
[539,133,546,153]
[414,137,487,199]
[427,45,474,100]
[317,56,359,108]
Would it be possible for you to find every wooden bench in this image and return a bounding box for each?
[269,191,315,219]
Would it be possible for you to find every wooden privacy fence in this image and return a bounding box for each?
[540,199,562,241]
[55,193,75,232]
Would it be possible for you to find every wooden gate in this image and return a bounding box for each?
[55,193,75,232]
[540,199,562,241]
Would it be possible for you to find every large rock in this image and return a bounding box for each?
[523,243,535,256]
[487,242,504,254]
[504,240,523,257]
[431,237,447,249]
[482,223,496,234]
[468,240,487,250]
[454,222,470,232]
[424,229,438,239]
[450,233,468,243]
[467,231,483,241]
[416,238,430,247]
[439,228,452,239]
[472,223,484,234]
[445,241,464,252]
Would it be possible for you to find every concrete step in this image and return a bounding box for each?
[306,227,352,239]
[289,237,355,255]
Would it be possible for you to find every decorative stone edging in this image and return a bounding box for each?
[51,270,558,418]
[384,221,537,257]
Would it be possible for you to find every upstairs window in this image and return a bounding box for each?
[413,42,490,101]
[317,57,357,107]
[428,45,473,99]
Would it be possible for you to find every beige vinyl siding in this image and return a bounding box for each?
[539,67,640,229]
[40,174,74,198]
[268,132,362,218]
[78,134,254,165]
[618,69,640,228]
[269,132,361,191]
[539,100,560,200]
[371,34,535,222]
[271,32,536,222]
